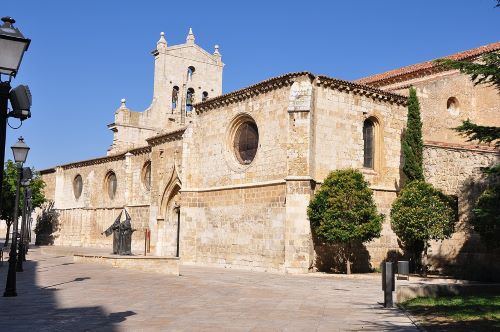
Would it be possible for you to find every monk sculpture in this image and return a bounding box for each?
[119,210,135,255]
[102,209,135,255]
[102,211,122,254]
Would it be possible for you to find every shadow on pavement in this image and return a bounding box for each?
[0,250,136,331]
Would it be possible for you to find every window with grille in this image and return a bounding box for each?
[73,174,83,199]
[363,119,374,169]
[234,121,259,165]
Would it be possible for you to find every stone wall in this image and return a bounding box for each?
[312,84,407,189]
[40,169,56,202]
[382,71,500,145]
[46,148,154,250]
[179,81,292,271]
[310,82,407,270]
[181,183,286,272]
[423,143,500,271]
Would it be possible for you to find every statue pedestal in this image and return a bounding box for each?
[73,254,180,275]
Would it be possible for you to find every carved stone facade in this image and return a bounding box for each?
[40,33,500,274]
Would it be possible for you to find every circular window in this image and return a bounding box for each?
[105,171,117,200]
[233,118,259,165]
[447,97,459,117]
[142,161,151,191]
[73,175,83,199]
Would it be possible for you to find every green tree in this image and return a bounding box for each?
[391,181,456,274]
[308,169,383,274]
[402,87,424,182]
[471,185,500,250]
[2,160,46,246]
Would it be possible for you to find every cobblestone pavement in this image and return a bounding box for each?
[0,247,417,331]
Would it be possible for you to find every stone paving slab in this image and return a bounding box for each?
[0,247,417,331]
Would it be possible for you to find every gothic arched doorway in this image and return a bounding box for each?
[157,183,181,257]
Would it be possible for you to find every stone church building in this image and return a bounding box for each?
[40,30,499,274]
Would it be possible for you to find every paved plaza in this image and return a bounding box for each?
[0,247,417,331]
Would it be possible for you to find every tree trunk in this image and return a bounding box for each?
[3,222,11,247]
[346,241,352,274]
[422,243,428,277]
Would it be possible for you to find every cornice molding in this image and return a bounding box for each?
[316,76,407,106]
[194,71,407,113]
[424,140,500,154]
[146,127,187,146]
[194,72,313,113]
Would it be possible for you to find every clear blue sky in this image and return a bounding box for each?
[3,0,499,170]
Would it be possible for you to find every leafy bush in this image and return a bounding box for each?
[308,169,383,274]
[391,181,456,272]
[472,184,500,250]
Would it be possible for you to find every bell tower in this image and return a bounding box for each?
[107,29,224,155]
[150,28,224,125]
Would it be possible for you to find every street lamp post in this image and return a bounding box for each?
[4,137,30,297]
[0,16,31,248]
[16,166,32,272]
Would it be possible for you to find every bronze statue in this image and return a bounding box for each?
[119,210,135,255]
[102,209,135,255]
[102,211,122,254]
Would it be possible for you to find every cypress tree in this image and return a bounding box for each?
[402,87,424,182]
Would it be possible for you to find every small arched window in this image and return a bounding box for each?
[73,175,83,200]
[202,91,208,102]
[172,86,179,110]
[447,97,459,116]
[187,66,195,81]
[363,119,375,169]
[142,161,151,191]
[186,88,195,112]
[105,171,117,200]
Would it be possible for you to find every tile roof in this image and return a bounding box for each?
[356,42,500,87]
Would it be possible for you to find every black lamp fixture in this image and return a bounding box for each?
[11,136,30,163]
[0,16,31,77]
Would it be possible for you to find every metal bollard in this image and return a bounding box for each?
[397,260,410,280]
[382,261,395,307]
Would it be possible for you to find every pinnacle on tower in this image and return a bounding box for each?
[186,27,195,44]
[120,98,127,109]
[214,44,221,56]
[157,32,167,47]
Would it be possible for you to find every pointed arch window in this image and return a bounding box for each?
[363,119,375,169]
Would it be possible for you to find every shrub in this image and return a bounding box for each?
[308,169,383,274]
[391,181,456,273]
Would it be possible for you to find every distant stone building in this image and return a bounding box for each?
[40,30,500,273]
